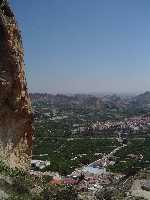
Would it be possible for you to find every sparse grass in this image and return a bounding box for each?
[0,160,78,200]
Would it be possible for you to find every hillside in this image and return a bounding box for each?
[133,92,150,107]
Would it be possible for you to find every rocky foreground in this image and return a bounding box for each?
[0,159,150,200]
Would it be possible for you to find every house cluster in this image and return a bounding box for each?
[49,170,123,193]
[76,173,114,192]
[96,116,150,130]
[74,115,150,135]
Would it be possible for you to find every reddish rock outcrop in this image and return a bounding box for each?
[0,1,33,170]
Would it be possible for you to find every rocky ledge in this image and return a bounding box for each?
[0,0,33,170]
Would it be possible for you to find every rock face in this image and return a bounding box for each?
[0,1,32,170]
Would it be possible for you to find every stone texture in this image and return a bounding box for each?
[0,1,33,170]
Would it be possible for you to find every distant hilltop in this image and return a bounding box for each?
[132,91,150,105]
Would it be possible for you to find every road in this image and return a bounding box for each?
[70,142,127,176]
[87,144,127,168]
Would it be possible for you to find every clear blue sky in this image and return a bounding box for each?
[10,0,150,94]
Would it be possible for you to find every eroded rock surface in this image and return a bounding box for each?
[0,0,32,170]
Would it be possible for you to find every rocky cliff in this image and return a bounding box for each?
[0,0,32,170]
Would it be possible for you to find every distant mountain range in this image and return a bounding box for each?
[30,91,150,111]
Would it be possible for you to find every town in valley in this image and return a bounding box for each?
[31,91,150,199]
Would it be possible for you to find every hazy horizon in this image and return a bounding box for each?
[30,91,149,97]
[11,0,150,94]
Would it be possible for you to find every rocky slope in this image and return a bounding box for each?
[0,0,32,170]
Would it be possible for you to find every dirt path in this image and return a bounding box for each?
[131,180,150,200]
